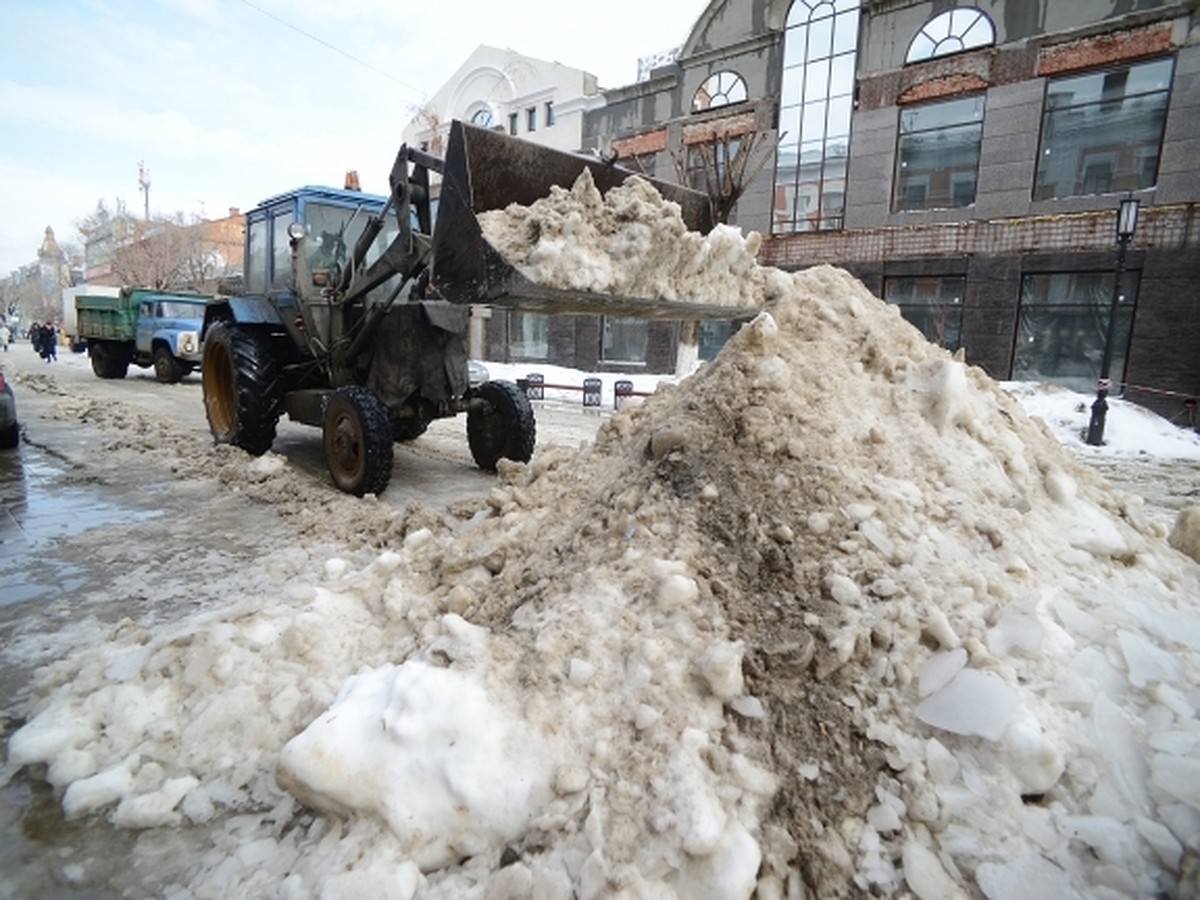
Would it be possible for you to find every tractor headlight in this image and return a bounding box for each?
[287,222,306,242]
[179,332,199,354]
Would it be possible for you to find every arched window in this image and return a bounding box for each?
[693,71,748,112]
[470,106,494,128]
[773,0,860,233]
[906,8,995,63]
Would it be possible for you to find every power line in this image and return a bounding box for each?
[238,0,427,101]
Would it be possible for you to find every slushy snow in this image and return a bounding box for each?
[4,170,1200,899]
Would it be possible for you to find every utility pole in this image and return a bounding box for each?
[138,161,151,221]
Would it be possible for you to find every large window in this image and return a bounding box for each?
[1012,271,1139,393]
[601,316,648,363]
[884,276,964,351]
[1034,58,1173,201]
[773,0,859,233]
[508,311,548,360]
[894,95,984,211]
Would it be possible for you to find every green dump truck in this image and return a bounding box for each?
[77,288,210,383]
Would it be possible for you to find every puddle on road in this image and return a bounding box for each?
[0,443,161,607]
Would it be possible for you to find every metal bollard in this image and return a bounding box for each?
[614,380,634,410]
[583,377,602,407]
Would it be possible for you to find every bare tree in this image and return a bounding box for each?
[668,122,778,374]
[106,214,234,291]
[670,127,777,226]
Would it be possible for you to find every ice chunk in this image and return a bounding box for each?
[975,854,1074,900]
[698,640,745,701]
[671,819,761,900]
[62,760,137,820]
[277,660,557,873]
[915,669,1019,741]
[917,648,968,697]
[1150,753,1200,810]
[901,842,963,900]
[1117,630,1182,688]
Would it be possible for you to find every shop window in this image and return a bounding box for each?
[699,320,738,361]
[894,94,985,211]
[773,0,859,233]
[1012,271,1139,393]
[692,71,748,112]
[884,275,964,351]
[601,316,648,363]
[906,8,994,63]
[1034,58,1173,201]
[508,311,548,360]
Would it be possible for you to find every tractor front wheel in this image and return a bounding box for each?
[467,380,536,471]
[323,386,394,496]
[202,321,282,456]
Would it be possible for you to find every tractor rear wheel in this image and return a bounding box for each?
[467,380,536,471]
[202,321,282,456]
[323,386,394,496]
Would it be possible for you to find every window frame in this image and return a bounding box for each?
[1011,269,1140,392]
[906,8,995,64]
[883,274,965,351]
[772,0,860,235]
[892,93,986,213]
[1032,57,1174,202]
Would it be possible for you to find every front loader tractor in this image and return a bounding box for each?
[201,121,721,496]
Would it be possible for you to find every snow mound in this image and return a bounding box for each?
[6,173,1200,899]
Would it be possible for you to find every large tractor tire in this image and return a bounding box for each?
[202,321,282,456]
[153,345,185,384]
[323,386,394,496]
[467,379,536,471]
[89,342,129,379]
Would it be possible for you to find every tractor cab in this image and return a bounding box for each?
[241,186,405,358]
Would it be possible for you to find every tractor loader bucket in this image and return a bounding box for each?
[429,121,748,321]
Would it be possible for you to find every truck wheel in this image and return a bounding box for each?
[467,380,536,471]
[323,386,394,496]
[153,346,185,384]
[90,343,129,379]
[202,321,282,456]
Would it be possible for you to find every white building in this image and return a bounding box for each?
[402,45,601,155]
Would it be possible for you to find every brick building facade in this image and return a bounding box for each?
[578,0,1199,423]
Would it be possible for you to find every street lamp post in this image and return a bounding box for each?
[1086,195,1140,446]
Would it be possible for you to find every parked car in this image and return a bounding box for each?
[0,369,18,449]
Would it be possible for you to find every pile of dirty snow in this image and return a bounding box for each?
[4,173,1200,900]
[479,168,764,309]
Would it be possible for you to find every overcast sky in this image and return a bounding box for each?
[0,0,699,275]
